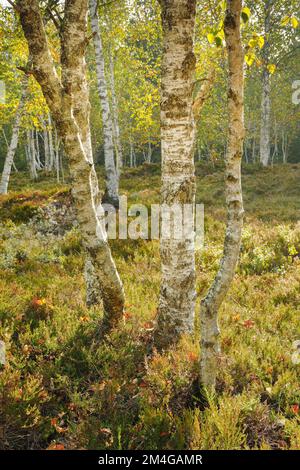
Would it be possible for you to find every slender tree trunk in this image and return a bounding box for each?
[109,51,123,173]
[200,0,245,389]
[89,0,119,206]
[54,125,60,182]
[147,140,152,163]
[282,130,288,163]
[35,129,43,170]
[260,0,271,167]
[43,125,50,170]
[130,140,134,168]
[48,114,55,170]
[29,130,38,180]
[154,0,197,350]
[252,136,256,162]
[244,141,248,163]
[18,0,125,331]
[0,78,28,194]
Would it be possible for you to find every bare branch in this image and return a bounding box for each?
[193,68,215,122]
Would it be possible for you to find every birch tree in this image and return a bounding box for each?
[89,0,119,207]
[0,77,28,194]
[259,0,272,167]
[154,0,197,349]
[200,0,245,389]
[109,52,123,173]
[16,0,125,332]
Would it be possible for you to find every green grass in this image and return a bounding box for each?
[0,162,300,450]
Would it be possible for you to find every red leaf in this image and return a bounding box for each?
[243,319,255,329]
[187,352,198,362]
[47,443,65,450]
[291,404,299,414]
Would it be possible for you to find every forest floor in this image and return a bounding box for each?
[0,162,300,450]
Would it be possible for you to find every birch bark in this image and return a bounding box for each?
[0,77,28,194]
[154,0,197,349]
[109,52,123,173]
[259,0,271,167]
[200,0,245,389]
[17,0,125,331]
[89,0,119,206]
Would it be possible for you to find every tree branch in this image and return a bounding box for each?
[193,68,215,122]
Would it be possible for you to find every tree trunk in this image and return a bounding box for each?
[109,51,123,173]
[259,0,271,167]
[0,78,28,194]
[200,0,245,389]
[43,125,50,170]
[282,130,288,163]
[89,0,119,207]
[252,136,256,163]
[17,0,125,331]
[48,113,55,170]
[35,129,42,170]
[29,130,38,180]
[154,0,197,350]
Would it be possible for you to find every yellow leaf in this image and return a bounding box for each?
[291,17,299,29]
[207,33,215,44]
[281,16,290,26]
[245,53,255,66]
[267,63,276,75]
[241,6,251,23]
[257,36,265,49]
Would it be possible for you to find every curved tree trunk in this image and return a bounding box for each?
[154,0,197,350]
[0,77,28,194]
[89,0,119,207]
[17,0,125,332]
[200,0,245,389]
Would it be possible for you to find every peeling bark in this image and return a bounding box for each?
[17,0,124,331]
[200,0,245,389]
[0,77,28,194]
[154,0,197,350]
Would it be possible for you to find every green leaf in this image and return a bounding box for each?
[215,35,223,47]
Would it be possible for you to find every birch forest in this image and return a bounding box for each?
[1,0,300,455]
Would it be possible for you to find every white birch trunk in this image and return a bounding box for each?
[259,0,271,167]
[48,114,55,171]
[18,0,125,331]
[43,125,50,170]
[109,51,123,173]
[200,0,245,389]
[0,78,28,194]
[35,129,42,170]
[89,0,119,206]
[29,130,38,180]
[154,0,197,349]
